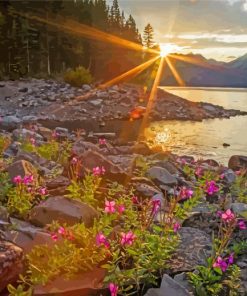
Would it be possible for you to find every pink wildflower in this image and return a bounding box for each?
[92,166,105,176]
[39,187,47,195]
[51,233,58,241]
[58,227,66,235]
[151,199,161,215]
[195,167,203,177]
[117,204,125,214]
[132,196,139,204]
[96,232,110,248]
[23,175,34,185]
[71,157,78,164]
[173,222,181,232]
[179,187,193,200]
[101,166,106,175]
[120,231,136,246]
[213,256,228,272]
[99,138,106,145]
[205,180,219,195]
[220,173,225,179]
[30,137,36,146]
[221,209,235,223]
[13,175,22,184]
[105,200,116,213]
[238,220,246,230]
[228,253,234,265]
[235,170,241,176]
[109,283,118,296]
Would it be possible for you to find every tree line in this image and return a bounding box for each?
[0,0,155,81]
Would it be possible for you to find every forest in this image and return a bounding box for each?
[0,0,155,81]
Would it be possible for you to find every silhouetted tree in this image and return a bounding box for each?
[143,23,154,48]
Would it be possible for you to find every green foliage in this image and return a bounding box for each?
[230,173,247,203]
[64,66,93,87]
[0,134,10,156]
[66,174,101,207]
[21,139,72,166]
[7,184,35,217]
[8,284,32,296]
[0,172,12,204]
[174,187,204,220]
[223,264,241,296]
[134,156,152,177]
[20,223,106,286]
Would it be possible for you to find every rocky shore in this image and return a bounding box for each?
[1,79,247,133]
[0,122,246,295]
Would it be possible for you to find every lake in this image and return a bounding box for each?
[144,87,247,165]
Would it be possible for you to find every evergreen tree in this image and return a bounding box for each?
[143,23,154,48]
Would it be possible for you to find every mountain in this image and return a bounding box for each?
[160,53,247,87]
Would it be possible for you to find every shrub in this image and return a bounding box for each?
[64,66,93,87]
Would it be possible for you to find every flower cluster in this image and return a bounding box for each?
[213,253,234,272]
[179,187,193,200]
[13,174,34,185]
[99,138,107,146]
[205,180,219,195]
[92,166,106,176]
[51,226,74,241]
[109,283,118,296]
[105,200,125,214]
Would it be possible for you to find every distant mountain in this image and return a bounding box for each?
[160,53,247,87]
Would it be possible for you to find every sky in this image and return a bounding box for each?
[107,0,247,61]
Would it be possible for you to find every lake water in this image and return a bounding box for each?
[144,87,247,165]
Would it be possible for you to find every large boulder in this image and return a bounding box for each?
[7,159,38,183]
[80,150,129,182]
[168,227,212,273]
[29,196,98,227]
[33,267,106,296]
[228,155,247,171]
[0,116,21,131]
[0,240,24,292]
[146,166,178,187]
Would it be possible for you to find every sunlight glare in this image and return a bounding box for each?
[159,43,181,57]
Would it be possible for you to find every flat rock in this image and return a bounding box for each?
[33,267,106,296]
[0,240,24,292]
[146,166,178,186]
[29,196,98,227]
[0,116,21,131]
[168,227,212,273]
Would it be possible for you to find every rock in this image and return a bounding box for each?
[230,203,247,216]
[131,142,152,155]
[160,274,190,296]
[89,98,103,106]
[0,116,21,131]
[55,127,69,139]
[146,166,178,186]
[7,160,38,183]
[0,206,9,222]
[155,160,180,175]
[45,176,70,196]
[223,169,236,184]
[72,140,100,155]
[4,218,52,254]
[3,141,20,158]
[22,115,39,123]
[168,227,212,273]
[81,150,129,182]
[18,87,28,92]
[12,128,43,142]
[82,84,91,91]
[0,240,24,292]
[228,155,247,170]
[223,143,230,147]
[33,267,106,296]
[29,196,98,227]
[174,273,193,293]
[236,254,247,295]
[37,126,53,140]
[131,177,161,198]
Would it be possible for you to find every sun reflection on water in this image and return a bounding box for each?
[145,124,172,151]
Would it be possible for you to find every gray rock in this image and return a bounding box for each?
[90,98,103,106]
[223,169,236,184]
[230,203,247,215]
[168,227,212,273]
[82,84,91,91]
[12,128,43,142]
[0,115,21,131]
[146,166,178,186]
[174,273,193,293]
[160,274,190,295]
[0,206,9,222]
[0,240,24,292]
[18,87,28,92]
[29,196,98,227]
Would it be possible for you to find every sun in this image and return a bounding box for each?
[159,43,181,57]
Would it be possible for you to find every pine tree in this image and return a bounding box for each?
[143,23,154,48]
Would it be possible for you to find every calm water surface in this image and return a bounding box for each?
[145,87,247,164]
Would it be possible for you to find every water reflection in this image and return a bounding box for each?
[145,87,247,164]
